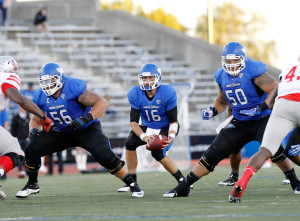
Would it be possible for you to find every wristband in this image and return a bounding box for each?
[169,123,178,133]
[258,101,268,112]
[168,133,176,139]
[140,133,146,141]
[212,107,218,116]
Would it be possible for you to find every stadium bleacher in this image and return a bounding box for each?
[2,0,265,137]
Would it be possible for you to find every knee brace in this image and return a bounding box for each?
[271,145,287,163]
[198,155,215,172]
[107,155,125,175]
[151,150,165,161]
[25,157,41,173]
[3,152,20,168]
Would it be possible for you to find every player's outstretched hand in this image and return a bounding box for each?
[41,117,52,132]
[201,106,214,120]
[70,113,94,130]
[240,106,261,117]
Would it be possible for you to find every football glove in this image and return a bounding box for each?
[240,106,261,117]
[28,128,41,141]
[288,145,300,157]
[41,117,52,132]
[201,106,217,120]
[70,113,94,130]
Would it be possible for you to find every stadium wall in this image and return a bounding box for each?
[95,10,221,73]
[95,10,281,78]
[7,0,101,25]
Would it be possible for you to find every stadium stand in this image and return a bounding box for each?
[2,0,280,138]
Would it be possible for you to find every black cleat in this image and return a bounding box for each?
[219,174,238,186]
[129,183,144,198]
[163,178,190,198]
[292,181,300,194]
[16,182,40,199]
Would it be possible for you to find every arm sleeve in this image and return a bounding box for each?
[130,107,140,123]
[166,106,178,123]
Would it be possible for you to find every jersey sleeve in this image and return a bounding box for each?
[214,68,223,85]
[165,86,177,111]
[69,78,87,98]
[127,86,140,109]
[4,74,21,91]
[248,58,267,78]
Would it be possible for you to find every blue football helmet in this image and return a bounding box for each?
[39,63,65,96]
[221,41,246,77]
[138,63,161,90]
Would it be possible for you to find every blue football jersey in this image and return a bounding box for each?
[33,76,98,133]
[214,57,271,121]
[127,84,177,129]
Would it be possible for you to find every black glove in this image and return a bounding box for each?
[70,113,94,130]
[28,128,41,141]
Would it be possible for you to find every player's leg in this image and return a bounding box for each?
[230,107,297,202]
[285,128,300,166]
[78,122,144,197]
[164,124,247,198]
[0,127,24,200]
[117,127,146,192]
[218,152,241,186]
[16,131,63,199]
[156,127,186,184]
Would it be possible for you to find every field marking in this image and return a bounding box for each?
[1,213,300,220]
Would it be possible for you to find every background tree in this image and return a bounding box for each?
[196,2,277,64]
[102,0,187,32]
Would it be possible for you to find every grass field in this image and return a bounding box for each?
[1,165,300,221]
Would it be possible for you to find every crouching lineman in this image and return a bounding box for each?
[117,63,190,195]
[16,63,143,199]
[0,56,52,200]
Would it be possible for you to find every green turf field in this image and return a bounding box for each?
[0,165,300,221]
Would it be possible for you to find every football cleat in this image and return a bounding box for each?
[0,186,6,200]
[163,179,190,198]
[218,174,238,186]
[282,178,290,185]
[292,181,300,195]
[16,182,40,199]
[118,185,130,192]
[129,183,144,198]
[179,177,193,189]
[229,185,244,203]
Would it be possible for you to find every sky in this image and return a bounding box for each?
[127,0,300,70]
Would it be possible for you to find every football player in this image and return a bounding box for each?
[0,56,52,200]
[117,63,186,195]
[230,58,300,202]
[16,63,143,198]
[163,41,300,198]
